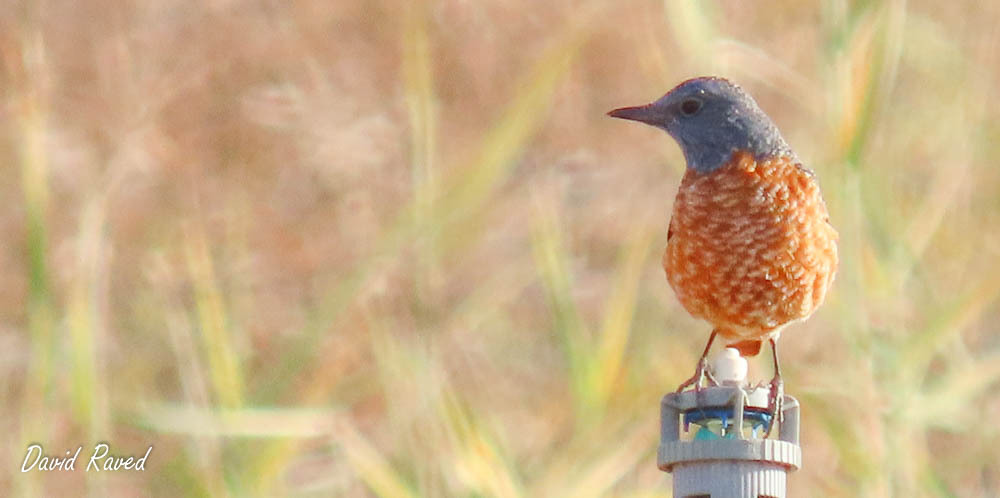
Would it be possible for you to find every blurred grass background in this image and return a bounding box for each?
[3,0,1000,496]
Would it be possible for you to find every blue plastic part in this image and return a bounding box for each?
[694,426,718,440]
[683,406,773,437]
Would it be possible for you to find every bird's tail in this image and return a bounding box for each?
[726,339,763,357]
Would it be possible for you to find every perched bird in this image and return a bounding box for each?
[608,77,838,412]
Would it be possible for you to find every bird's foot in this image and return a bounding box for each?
[764,374,784,437]
[675,357,718,393]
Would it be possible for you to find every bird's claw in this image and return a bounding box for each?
[675,357,718,393]
[764,375,784,437]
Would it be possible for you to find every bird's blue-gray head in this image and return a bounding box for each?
[608,77,794,173]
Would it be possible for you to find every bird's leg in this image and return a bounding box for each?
[765,337,783,437]
[675,329,719,393]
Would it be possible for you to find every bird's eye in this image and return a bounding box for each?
[680,98,702,116]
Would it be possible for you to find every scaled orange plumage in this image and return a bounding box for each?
[663,151,838,355]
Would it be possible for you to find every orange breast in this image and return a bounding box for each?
[663,152,838,340]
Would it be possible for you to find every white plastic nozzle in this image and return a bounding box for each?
[711,347,748,385]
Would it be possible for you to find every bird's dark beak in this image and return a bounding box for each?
[607,104,661,125]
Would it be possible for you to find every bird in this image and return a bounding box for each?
[608,77,838,417]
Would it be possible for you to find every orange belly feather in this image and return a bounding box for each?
[663,151,838,349]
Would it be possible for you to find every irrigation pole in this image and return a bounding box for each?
[659,349,802,498]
